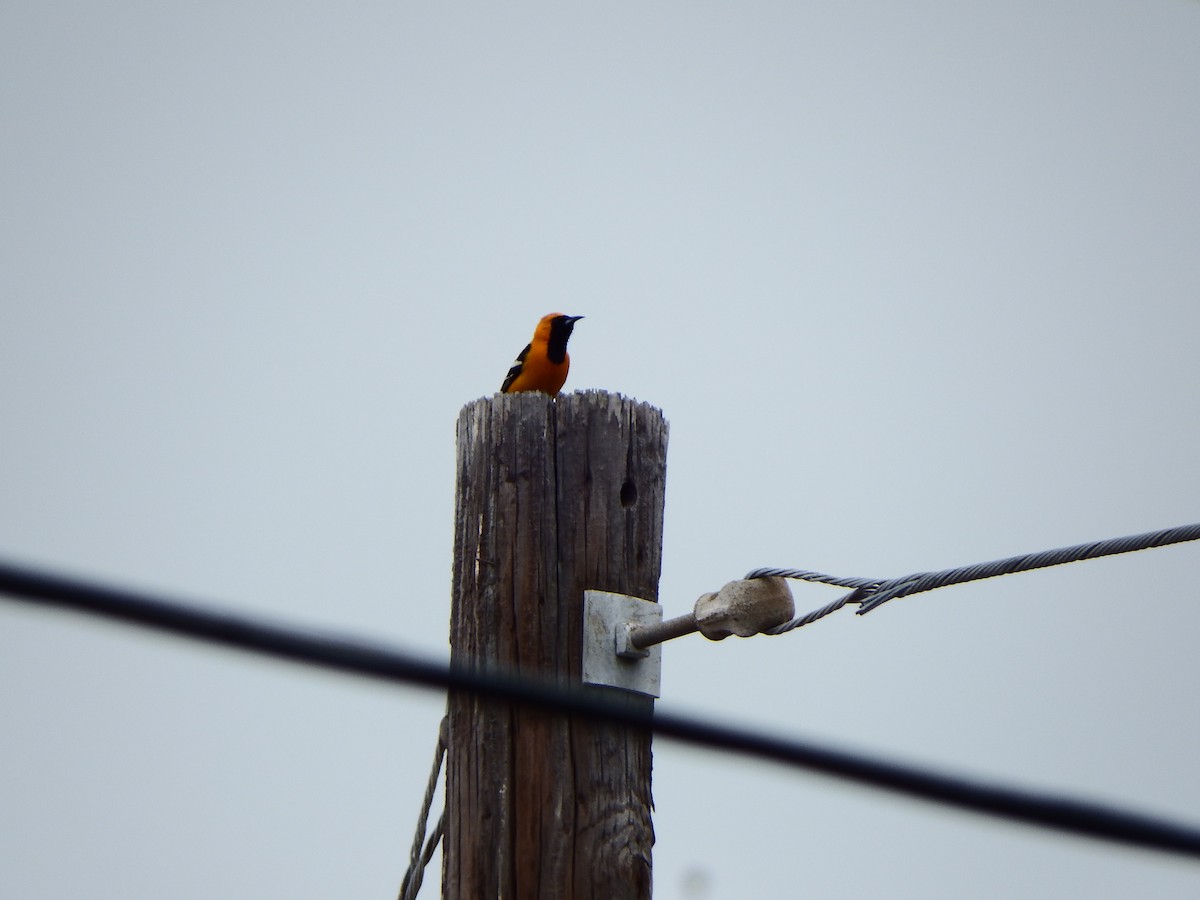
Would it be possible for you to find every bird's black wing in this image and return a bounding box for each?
[500,343,532,392]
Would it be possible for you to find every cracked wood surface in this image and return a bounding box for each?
[445,391,667,900]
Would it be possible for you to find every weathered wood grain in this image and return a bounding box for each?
[445,391,667,900]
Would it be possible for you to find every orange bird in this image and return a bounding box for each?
[500,313,583,396]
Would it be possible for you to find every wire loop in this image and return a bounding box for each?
[753,522,1200,634]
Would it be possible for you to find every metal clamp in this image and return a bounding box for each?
[581,578,796,697]
[582,590,663,697]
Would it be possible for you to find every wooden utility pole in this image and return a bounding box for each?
[444,391,667,900]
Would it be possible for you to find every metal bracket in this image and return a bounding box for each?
[582,590,662,698]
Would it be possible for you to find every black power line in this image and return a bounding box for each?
[3,557,1200,862]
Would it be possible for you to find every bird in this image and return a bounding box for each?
[500,313,583,396]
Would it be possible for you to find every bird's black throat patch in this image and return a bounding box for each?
[547,315,578,365]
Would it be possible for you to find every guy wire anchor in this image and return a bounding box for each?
[582,577,795,697]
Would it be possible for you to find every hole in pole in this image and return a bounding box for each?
[620,479,638,508]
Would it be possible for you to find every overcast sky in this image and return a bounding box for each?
[3,2,1200,898]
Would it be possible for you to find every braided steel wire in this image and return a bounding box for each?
[752,522,1200,634]
[399,716,447,900]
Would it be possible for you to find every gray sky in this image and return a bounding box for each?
[3,2,1199,897]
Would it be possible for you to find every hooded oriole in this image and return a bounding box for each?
[500,313,583,396]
